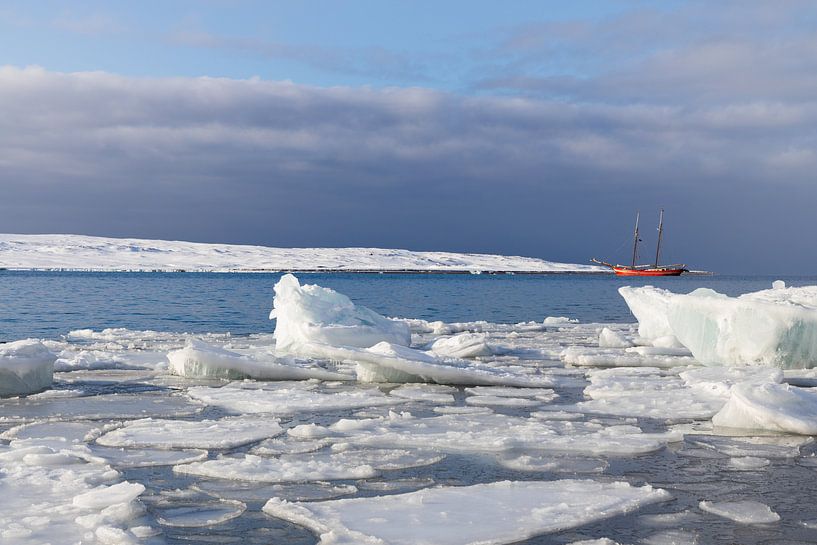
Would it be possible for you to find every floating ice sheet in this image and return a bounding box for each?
[96,416,283,449]
[175,446,442,483]
[319,341,558,387]
[154,498,246,528]
[699,500,780,524]
[186,382,399,415]
[263,479,670,545]
[289,411,672,457]
[168,338,351,381]
[194,480,358,502]
[571,367,726,420]
[0,391,203,423]
[388,384,456,404]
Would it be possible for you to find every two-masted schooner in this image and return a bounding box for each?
[592,209,687,276]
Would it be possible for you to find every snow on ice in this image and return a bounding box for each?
[262,480,669,545]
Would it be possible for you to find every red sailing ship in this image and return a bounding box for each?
[592,210,687,276]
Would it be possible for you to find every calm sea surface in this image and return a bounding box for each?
[2,271,816,342]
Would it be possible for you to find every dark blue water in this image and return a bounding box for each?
[2,271,816,342]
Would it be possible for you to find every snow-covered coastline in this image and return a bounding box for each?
[0,234,605,274]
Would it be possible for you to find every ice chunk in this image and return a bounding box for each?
[619,286,675,340]
[96,416,283,449]
[429,333,495,358]
[262,479,669,545]
[186,383,399,415]
[323,341,556,387]
[699,500,780,524]
[598,328,633,348]
[73,481,146,509]
[465,395,541,407]
[621,284,817,368]
[0,340,56,397]
[712,382,817,434]
[271,274,411,356]
[168,338,352,381]
[544,316,578,325]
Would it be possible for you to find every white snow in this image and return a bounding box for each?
[95,416,284,449]
[0,233,604,273]
[699,500,780,524]
[168,338,351,381]
[0,340,56,397]
[271,274,411,357]
[712,382,817,434]
[262,479,670,545]
[620,283,817,368]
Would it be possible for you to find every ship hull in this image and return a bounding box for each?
[612,266,685,276]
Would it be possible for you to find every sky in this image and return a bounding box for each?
[1,1,816,274]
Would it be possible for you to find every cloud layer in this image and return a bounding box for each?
[2,0,817,274]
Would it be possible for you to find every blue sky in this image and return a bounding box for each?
[1,1,816,273]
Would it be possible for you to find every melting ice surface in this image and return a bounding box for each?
[3,274,817,544]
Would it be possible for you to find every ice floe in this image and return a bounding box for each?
[0,391,203,423]
[96,416,283,449]
[262,479,670,545]
[174,446,443,483]
[321,341,557,387]
[168,338,350,380]
[0,340,56,397]
[186,382,399,415]
[699,500,780,524]
[288,410,675,456]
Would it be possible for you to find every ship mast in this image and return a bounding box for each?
[654,209,664,267]
[631,212,640,267]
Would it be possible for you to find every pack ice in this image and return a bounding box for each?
[263,479,670,545]
[619,283,817,368]
[0,340,56,397]
[268,274,555,386]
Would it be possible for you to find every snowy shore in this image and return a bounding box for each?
[0,234,605,274]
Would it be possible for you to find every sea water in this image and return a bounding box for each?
[2,271,815,342]
[3,271,817,544]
